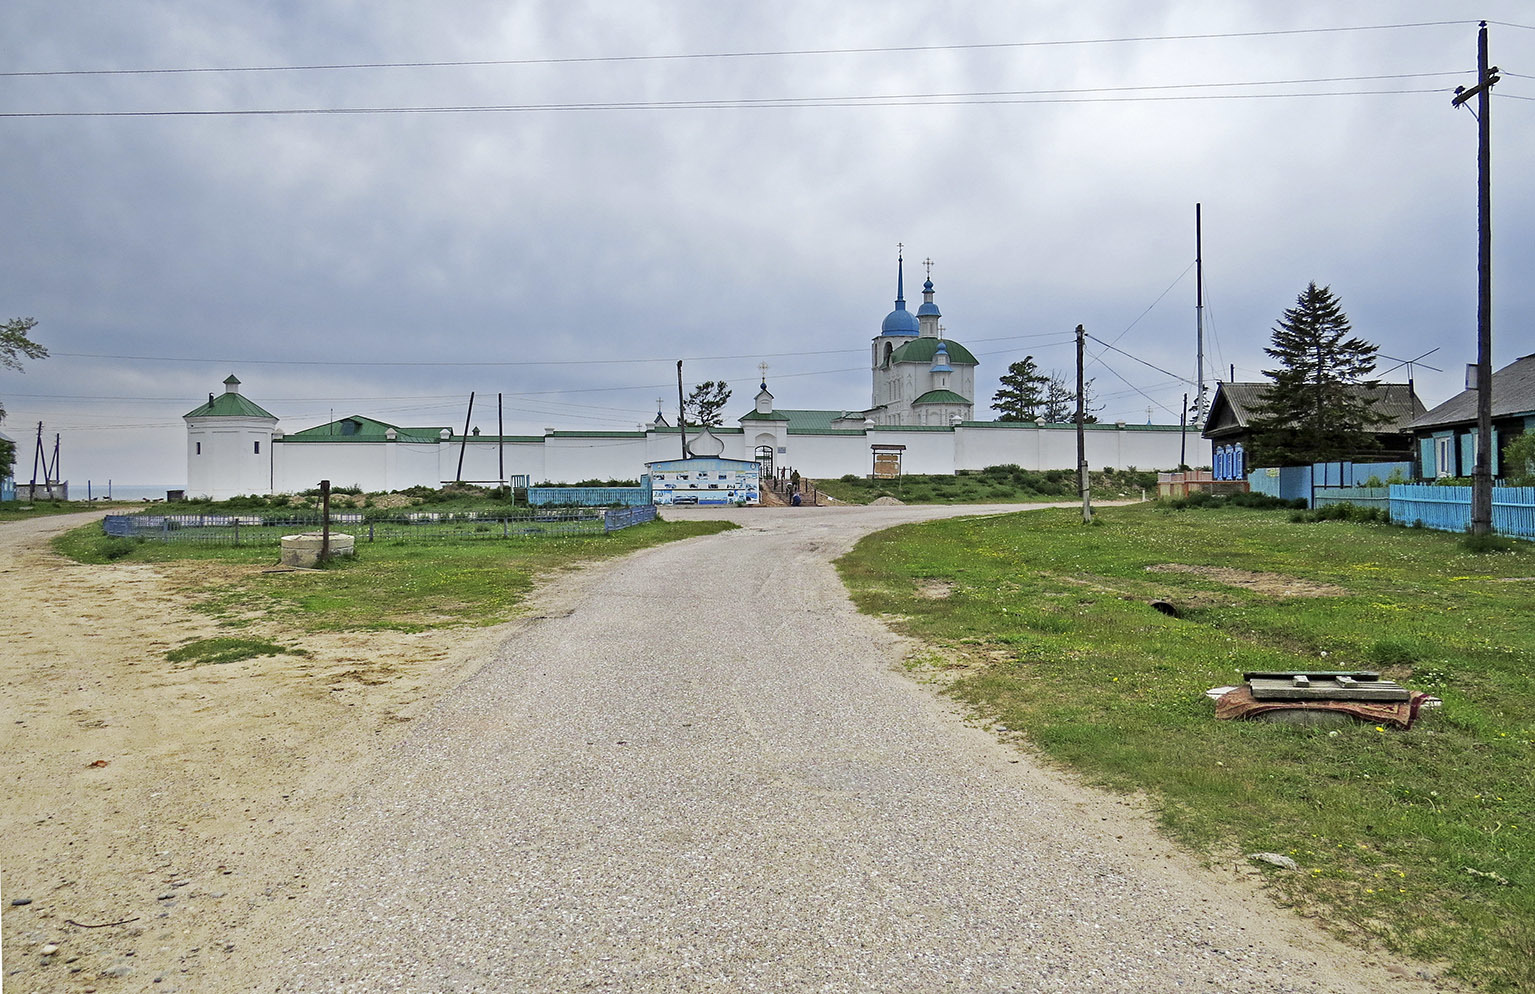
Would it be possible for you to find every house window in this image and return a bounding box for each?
[253,440,261,455]
[1434,436,1454,478]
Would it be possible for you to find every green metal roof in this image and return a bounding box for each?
[956,420,1186,431]
[183,392,277,420]
[774,409,867,430]
[887,338,977,366]
[912,389,971,406]
[284,415,447,442]
[786,427,868,436]
[739,409,791,422]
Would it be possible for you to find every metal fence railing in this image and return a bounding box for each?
[100,506,659,546]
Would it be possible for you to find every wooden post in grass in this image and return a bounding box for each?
[319,479,331,564]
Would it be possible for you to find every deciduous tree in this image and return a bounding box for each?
[1041,371,1099,424]
[1,317,47,425]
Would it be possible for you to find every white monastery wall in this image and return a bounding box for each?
[441,439,548,485]
[275,442,391,494]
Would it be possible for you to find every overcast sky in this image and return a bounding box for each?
[2,1,1532,486]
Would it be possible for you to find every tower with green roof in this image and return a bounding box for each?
[183,374,278,499]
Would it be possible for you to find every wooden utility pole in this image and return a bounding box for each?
[676,360,688,461]
[1451,22,1499,536]
[456,392,475,483]
[319,479,331,563]
[1076,323,1091,523]
[1179,392,1189,471]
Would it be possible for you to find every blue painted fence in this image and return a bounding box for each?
[99,506,666,545]
[1313,486,1390,512]
[1388,484,1535,540]
[603,504,657,530]
[528,477,653,507]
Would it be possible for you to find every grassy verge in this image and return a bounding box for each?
[0,499,142,522]
[54,518,737,633]
[836,503,1533,991]
[815,466,1156,504]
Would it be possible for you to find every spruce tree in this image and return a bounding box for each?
[1248,282,1387,465]
[991,356,1049,421]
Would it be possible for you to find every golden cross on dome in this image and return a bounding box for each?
[923,257,934,278]
[758,361,769,380]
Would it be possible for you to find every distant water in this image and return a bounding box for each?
[74,483,185,502]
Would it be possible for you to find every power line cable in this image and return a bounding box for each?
[1104,261,1197,349]
[1083,334,1195,385]
[50,330,1067,368]
[0,76,1466,119]
[0,22,1474,78]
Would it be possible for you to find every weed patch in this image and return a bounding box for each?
[166,637,307,666]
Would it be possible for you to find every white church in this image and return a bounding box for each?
[185,255,1186,499]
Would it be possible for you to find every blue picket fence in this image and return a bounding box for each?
[1388,484,1535,540]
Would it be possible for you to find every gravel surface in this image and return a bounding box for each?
[254,504,1447,993]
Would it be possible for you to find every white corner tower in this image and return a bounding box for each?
[184,374,278,499]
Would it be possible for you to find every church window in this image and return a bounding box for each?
[195,442,201,455]
[253,440,261,454]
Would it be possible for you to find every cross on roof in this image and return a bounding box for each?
[896,241,904,258]
[923,257,934,278]
[758,361,769,379]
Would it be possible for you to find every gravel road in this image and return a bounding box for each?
[255,504,1446,993]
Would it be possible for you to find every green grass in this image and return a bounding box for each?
[54,518,737,634]
[815,466,1157,505]
[166,636,308,665]
[0,499,142,522]
[836,504,1534,991]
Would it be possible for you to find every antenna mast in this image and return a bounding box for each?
[1195,203,1206,427]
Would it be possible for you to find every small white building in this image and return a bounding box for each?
[184,375,279,499]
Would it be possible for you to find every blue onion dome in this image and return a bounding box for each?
[917,276,941,317]
[881,254,921,335]
[882,303,920,335]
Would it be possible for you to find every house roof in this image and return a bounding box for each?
[912,389,971,406]
[887,338,977,366]
[1410,354,1535,430]
[183,392,277,420]
[1204,380,1424,440]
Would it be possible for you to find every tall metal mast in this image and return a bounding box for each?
[1195,203,1206,427]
